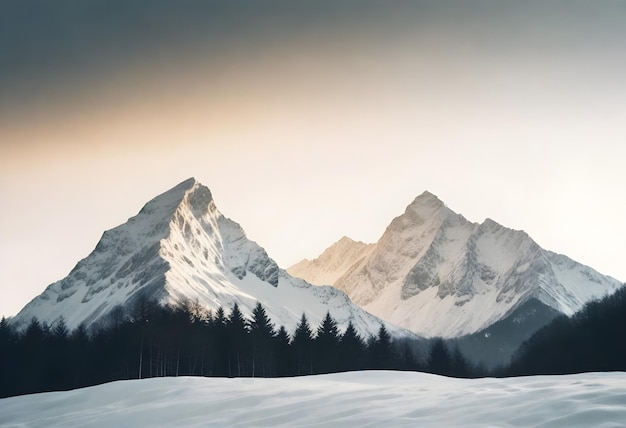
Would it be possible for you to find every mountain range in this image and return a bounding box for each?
[10,179,408,340]
[11,179,621,367]
[289,191,621,364]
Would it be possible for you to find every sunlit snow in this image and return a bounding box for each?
[1,371,625,427]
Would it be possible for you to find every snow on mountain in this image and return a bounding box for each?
[287,237,375,287]
[2,372,625,427]
[289,191,622,338]
[10,178,411,340]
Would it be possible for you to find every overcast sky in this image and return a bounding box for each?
[2,0,625,318]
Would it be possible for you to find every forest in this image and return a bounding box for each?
[0,298,474,398]
[1,284,624,398]
[507,285,626,375]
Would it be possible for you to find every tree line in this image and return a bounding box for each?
[0,298,476,398]
[4,283,622,398]
[506,285,626,375]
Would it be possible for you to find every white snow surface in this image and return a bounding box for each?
[10,178,410,340]
[2,371,626,427]
[289,191,622,338]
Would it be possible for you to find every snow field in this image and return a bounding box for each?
[1,371,625,428]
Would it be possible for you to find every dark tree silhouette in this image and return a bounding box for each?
[0,299,485,399]
[0,316,17,397]
[427,338,452,375]
[274,325,293,377]
[292,313,314,375]
[450,346,472,378]
[314,312,340,374]
[507,285,626,375]
[249,302,276,377]
[210,307,229,376]
[370,324,395,369]
[226,303,248,377]
[338,321,366,371]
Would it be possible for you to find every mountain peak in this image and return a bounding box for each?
[393,191,446,228]
[178,176,198,188]
[411,190,444,206]
[418,190,438,198]
[160,177,200,200]
[137,178,199,216]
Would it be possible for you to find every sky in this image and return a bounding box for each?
[1,0,625,318]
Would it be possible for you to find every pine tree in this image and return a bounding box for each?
[292,313,314,375]
[427,337,452,375]
[0,317,17,397]
[396,338,421,371]
[49,317,71,389]
[24,317,44,342]
[314,312,340,373]
[249,302,276,377]
[0,316,13,343]
[53,317,69,340]
[20,318,49,392]
[274,326,293,376]
[69,323,91,387]
[208,306,228,376]
[213,307,227,327]
[370,324,395,369]
[450,346,472,378]
[338,321,365,371]
[226,303,248,377]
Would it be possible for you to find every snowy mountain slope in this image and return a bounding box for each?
[10,179,411,340]
[287,237,375,286]
[289,191,621,338]
[2,372,626,428]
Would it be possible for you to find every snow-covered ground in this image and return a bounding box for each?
[1,371,625,427]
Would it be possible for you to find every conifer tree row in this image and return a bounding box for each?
[0,298,480,398]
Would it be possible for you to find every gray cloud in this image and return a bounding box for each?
[2,0,625,130]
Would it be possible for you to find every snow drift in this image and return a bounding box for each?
[1,371,625,427]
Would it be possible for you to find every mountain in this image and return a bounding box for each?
[10,178,411,340]
[288,191,621,343]
[288,237,375,287]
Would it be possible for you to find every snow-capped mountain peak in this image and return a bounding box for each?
[11,179,412,341]
[399,190,446,225]
[289,191,621,339]
[410,190,445,208]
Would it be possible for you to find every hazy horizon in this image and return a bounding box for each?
[2,0,625,317]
